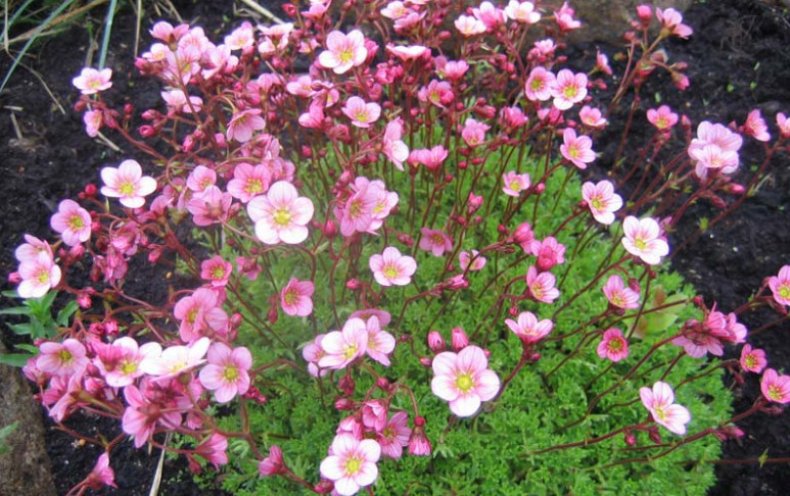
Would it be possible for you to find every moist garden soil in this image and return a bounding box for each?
[0,1,788,495]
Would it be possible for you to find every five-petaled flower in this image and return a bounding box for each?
[319,434,381,496]
[100,160,157,209]
[760,369,790,404]
[247,181,314,245]
[621,216,669,265]
[431,345,500,417]
[369,247,417,287]
[318,30,368,74]
[72,67,113,95]
[640,381,691,435]
[198,342,253,403]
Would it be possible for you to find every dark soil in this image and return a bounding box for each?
[0,1,787,495]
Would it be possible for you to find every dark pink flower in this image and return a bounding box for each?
[280,278,315,317]
[596,328,629,362]
[740,344,767,374]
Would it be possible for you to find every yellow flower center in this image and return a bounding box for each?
[590,197,603,211]
[653,405,667,421]
[343,345,358,360]
[120,360,138,375]
[568,145,580,158]
[656,116,668,129]
[608,339,622,351]
[456,373,474,393]
[68,214,85,231]
[778,284,790,300]
[509,180,522,192]
[272,208,292,227]
[58,349,73,364]
[339,49,354,64]
[354,110,369,123]
[284,289,298,305]
[563,85,578,99]
[744,355,757,369]
[223,366,239,382]
[212,266,225,279]
[119,181,136,196]
[37,269,51,284]
[245,178,263,195]
[530,78,543,91]
[383,265,399,279]
[345,456,362,475]
[634,238,648,251]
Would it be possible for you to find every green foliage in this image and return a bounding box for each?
[208,144,730,495]
[0,289,77,366]
[0,421,19,456]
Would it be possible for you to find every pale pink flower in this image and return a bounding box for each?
[640,381,691,435]
[579,106,608,129]
[656,7,693,39]
[500,106,528,129]
[596,50,613,76]
[581,180,622,225]
[502,171,531,197]
[350,308,392,327]
[383,118,409,170]
[186,165,217,193]
[409,145,448,171]
[740,344,767,374]
[17,255,61,299]
[83,109,102,137]
[454,15,487,37]
[280,278,315,317]
[236,256,261,281]
[761,369,790,404]
[94,337,155,387]
[419,228,453,257]
[50,199,91,246]
[224,23,255,50]
[227,163,271,203]
[603,275,640,310]
[72,67,112,95]
[597,328,629,362]
[100,159,157,208]
[554,2,581,31]
[337,177,397,236]
[688,121,742,179]
[302,333,328,377]
[318,318,369,369]
[431,345,500,417]
[504,1,540,24]
[160,88,202,113]
[186,186,233,226]
[377,411,411,459]
[298,99,325,129]
[622,216,669,265]
[647,105,679,131]
[776,112,790,138]
[363,316,396,366]
[195,432,229,468]
[122,384,181,448]
[439,59,469,81]
[200,256,232,287]
[526,265,560,304]
[743,109,771,142]
[529,237,566,271]
[369,247,417,287]
[198,343,252,403]
[386,44,429,61]
[173,288,228,343]
[342,96,381,128]
[524,67,555,102]
[258,445,284,476]
[226,109,266,143]
[505,311,553,344]
[139,337,211,380]
[393,11,426,31]
[461,118,489,147]
[552,69,587,110]
[286,75,315,98]
[247,181,314,245]
[418,80,454,108]
[320,434,380,496]
[472,1,505,30]
[459,250,486,272]
[318,30,368,74]
[38,339,88,377]
[560,128,595,169]
[768,265,790,306]
[381,1,408,20]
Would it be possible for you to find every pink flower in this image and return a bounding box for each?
[431,345,500,417]
[139,337,211,380]
[173,288,229,342]
[526,265,560,303]
[187,186,233,226]
[504,1,541,24]
[472,1,505,30]
[195,432,229,468]
[247,181,314,245]
[318,30,368,74]
[72,67,112,95]
[621,216,669,265]
[370,247,417,287]
[602,275,640,310]
[579,106,608,129]
[743,109,770,142]
[553,2,581,31]
[382,118,409,170]
[342,96,381,128]
[595,50,613,76]
[459,250,486,272]
[640,381,691,435]
[454,15,487,37]
[419,228,453,257]
[560,128,595,169]
[646,105,679,131]
[740,344,767,374]
[280,278,315,317]
[381,2,408,20]
[100,159,157,208]
[84,453,116,489]
[83,109,102,137]
[320,434,380,496]
[122,384,181,448]
[418,80,454,109]
[94,337,155,387]
[768,265,790,306]
[552,69,587,110]
[199,343,252,403]
[461,118,489,147]
[386,44,429,61]
[529,237,566,271]
[186,165,216,193]
[319,318,369,369]
[524,67,555,102]
[16,254,61,298]
[502,171,531,197]
[226,109,266,143]
[50,199,91,247]
[227,163,271,203]
[258,445,284,476]
[38,338,88,377]
[505,311,553,344]
[760,369,790,404]
[363,316,396,366]
[302,333,328,377]
[597,328,630,362]
[409,146,448,171]
[200,256,233,287]
[688,121,742,179]
[377,411,411,459]
[656,7,693,39]
[776,112,790,138]
[582,180,623,225]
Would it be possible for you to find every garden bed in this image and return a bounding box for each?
[0,0,788,494]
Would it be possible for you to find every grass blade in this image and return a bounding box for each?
[98,0,118,69]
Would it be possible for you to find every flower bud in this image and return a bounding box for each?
[451,327,469,351]
[335,398,354,410]
[427,331,446,353]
